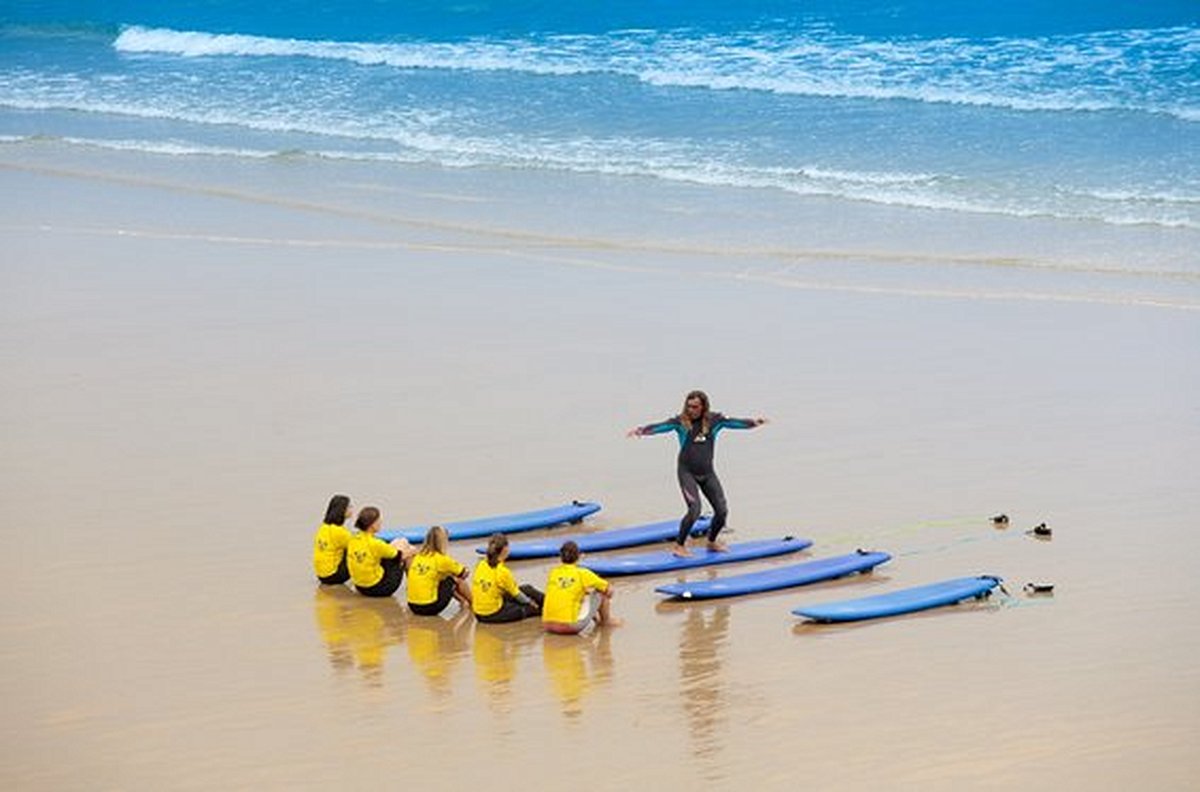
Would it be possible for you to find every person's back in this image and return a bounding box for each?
[313,522,351,580]
[472,533,543,623]
[346,507,409,598]
[472,558,515,616]
[313,494,354,584]
[542,541,614,634]
[407,525,471,616]
[347,530,394,589]
[408,549,463,603]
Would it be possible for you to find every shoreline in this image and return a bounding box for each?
[3,138,1199,313]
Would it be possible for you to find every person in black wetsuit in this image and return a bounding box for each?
[627,390,768,557]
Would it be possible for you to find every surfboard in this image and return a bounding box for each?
[655,550,891,599]
[378,501,601,543]
[479,517,713,559]
[582,536,811,577]
[792,575,1003,622]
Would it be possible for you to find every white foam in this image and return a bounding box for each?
[15,121,1197,230]
[114,26,586,75]
[1080,188,1200,206]
[58,136,280,159]
[110,24,1200,121]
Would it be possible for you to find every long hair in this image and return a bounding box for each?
[485,533,508,567]
[679,389,711,434]
[324,494,351,525]
[354,506,380,532]
[419,525,449,556]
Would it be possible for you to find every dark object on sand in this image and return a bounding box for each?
[1024,583,1055,595]
[1028,522,1052,537]
[992,514,1009,526]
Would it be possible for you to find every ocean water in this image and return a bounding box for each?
[2,1,1198,231]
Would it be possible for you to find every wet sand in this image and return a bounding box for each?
[1,142,1198,789]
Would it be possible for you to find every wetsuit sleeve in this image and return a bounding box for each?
[636,416,681,436]
[714,414,758,430]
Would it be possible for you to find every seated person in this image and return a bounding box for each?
[347,507,413,598]
[312,494,354,584]
[472,533,544,624]
[542,541,617,635]
[407,525,472,616]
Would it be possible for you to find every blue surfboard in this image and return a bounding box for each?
[478,517,713,559]
[378,501,601,543]
[582,536,811,577]
[655,550,891,600]
[792,575,1003,622]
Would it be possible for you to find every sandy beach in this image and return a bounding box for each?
[2,141,1199,789]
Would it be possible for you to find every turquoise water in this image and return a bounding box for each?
[2,1,1198,228]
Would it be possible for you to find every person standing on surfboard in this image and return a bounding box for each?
[628,390,768,558]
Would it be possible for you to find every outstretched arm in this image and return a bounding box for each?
[626,416,681,438]
[717,416,769,430]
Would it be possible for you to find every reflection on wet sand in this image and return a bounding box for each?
[473,623,542,716]
[678,604,731,773]
[542,629,614,720]
[312,586,407,687]
[407,607,473,705]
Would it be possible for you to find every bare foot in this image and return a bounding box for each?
[671,545,692,558]
[706,540,729,553]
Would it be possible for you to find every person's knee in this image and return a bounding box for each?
[685,500,703,520]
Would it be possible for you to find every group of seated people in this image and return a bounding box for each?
[312,495,616,634]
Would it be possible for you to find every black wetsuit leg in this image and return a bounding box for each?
[355,555,404,598]
[677,466,704,545]
[476,584,545,623]
[318,554,350,585]
[697,473,729,542]
[408,576,456,615]
[518,584,545,612]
